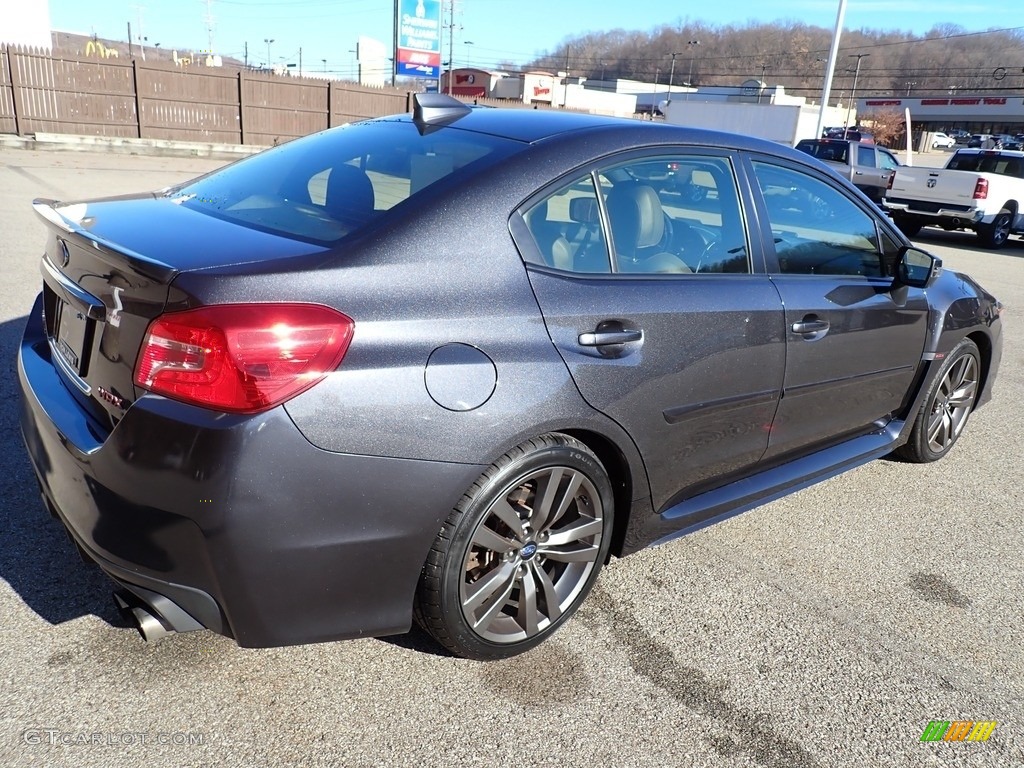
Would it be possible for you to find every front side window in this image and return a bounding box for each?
[169,120,522,244]
[752,161,886,277]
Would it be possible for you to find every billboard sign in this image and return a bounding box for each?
[396,0,441,79]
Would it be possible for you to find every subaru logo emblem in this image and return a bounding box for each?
[520,542,538,560]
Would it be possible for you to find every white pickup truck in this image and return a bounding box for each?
[884,148,1024,248]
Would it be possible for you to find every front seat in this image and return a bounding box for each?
[325,164,376,229]
[604,182,690,273]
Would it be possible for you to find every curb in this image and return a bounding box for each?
[0,132,268,160]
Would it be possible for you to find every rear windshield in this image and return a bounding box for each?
[795,141,849,164]
[167,120,523,243]
[947,152,1024,177]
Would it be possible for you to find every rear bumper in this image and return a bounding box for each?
[884,199,986,225]
[18,296,485,647]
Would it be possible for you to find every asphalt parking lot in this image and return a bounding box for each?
[0,145,1021,768]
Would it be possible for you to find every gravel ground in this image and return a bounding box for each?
[0,146,1020,768]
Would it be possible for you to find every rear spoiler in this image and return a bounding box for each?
[32,198,178,283]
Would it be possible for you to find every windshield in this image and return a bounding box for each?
[168,120,523,244]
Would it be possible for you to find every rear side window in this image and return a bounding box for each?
[523,154,748,275]
[168,121,521,243]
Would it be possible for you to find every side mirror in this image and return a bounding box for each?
[896,246,941,288]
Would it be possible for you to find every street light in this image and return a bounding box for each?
[264,38,274,71]
[685,40,700,101]
[844,53,870,138]
[905,81,917,96]
[666,41,699,107]
[322,58,327,73]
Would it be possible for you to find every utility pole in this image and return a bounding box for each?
[204,0,216,58]
[244,41,248,68]
[563,46,570,108]
[127,22,134,59]
[131,4,146,61]
[442,0,461,95]
[844,53,870,137]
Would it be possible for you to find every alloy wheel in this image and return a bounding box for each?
[460,466,604,644]
[926,353,979,453]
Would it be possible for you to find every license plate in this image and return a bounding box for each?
[54,300,89,375]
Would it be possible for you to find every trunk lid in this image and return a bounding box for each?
[33,196,327,432]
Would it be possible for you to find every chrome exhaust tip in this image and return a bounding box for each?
[113,590,171,643]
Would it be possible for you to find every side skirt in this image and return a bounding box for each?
[649,420,905,548]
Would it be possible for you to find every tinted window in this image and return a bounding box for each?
[947,152,1024,177]
[524,155,749,276]
[169,121,521,243]
[878,150,900,171]
[857,145,875,166]
[600,156,749,274]
[752,161,887,277]
[523,175,611,273]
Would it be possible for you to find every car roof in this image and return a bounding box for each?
[377,107,817,162]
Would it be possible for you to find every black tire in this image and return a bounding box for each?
[977,212,1012,249]
[414,433,614,660]
[896,338,981,463]
[893,216,922,238]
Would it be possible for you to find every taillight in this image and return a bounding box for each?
[973,178,989,200]
[134,303,354,413]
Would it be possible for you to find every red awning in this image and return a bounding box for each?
[450,86,487,97]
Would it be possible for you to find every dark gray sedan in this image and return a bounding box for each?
[18,95,1002,660]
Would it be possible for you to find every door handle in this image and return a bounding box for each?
[792,319,830,334]
[578,329,643,346]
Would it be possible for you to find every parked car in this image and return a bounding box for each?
[967,134,994,148]
[885,147,1024,247]
[1000,135,1023,151]
[825,126,875,143]
[930,132,956,149]
[949,129,972,144]
[19,94,1003,660]
[794,137,901,203]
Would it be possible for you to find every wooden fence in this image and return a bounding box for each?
[0,45,411,146]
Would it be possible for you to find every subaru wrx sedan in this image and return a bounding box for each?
[19,95,1002,660]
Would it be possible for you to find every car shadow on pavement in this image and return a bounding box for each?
[911,227,1024,256]
[0,315,127,630]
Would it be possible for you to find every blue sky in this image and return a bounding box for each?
[48,0,1015,78]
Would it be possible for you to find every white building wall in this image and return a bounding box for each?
[1,0,52,48]
[664,101,848,144]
